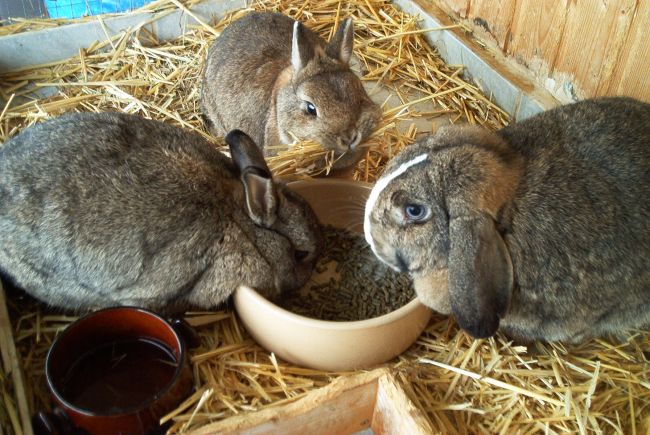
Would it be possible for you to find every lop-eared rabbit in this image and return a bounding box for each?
[200,12,381,170]
[364,97,650,342]
[0,113,322,313]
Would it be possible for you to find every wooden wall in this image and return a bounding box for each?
[425,0,650,103]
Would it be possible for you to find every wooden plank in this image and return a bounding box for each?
[465,0,517,50]
[603,0,650,99]
[440,0,470,17]
[551,0,637,98]
[188,368,435,435]
[371,373,434,435]
[405,0,559,112]
[0,282,34,435]
[505,0,569,73]
[189,369,385,435]
[428,0,648,102]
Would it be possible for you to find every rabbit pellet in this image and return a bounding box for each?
[279,226,414,321]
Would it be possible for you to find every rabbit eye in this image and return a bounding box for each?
[294,249,309,262]
[404,204,428,221]
[305,102,317,117]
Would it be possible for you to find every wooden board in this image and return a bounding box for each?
[426,0,650,103]
[372,374,433,435]
[0,281,34,435]
[605,0,650,98]
[188,369,434,435]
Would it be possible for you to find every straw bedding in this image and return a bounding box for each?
[0,0,648,434]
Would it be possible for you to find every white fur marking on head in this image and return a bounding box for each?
[364,153,428,256]
[291,21,302,72]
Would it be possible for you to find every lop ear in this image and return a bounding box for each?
[292,21,315,73]
[326,17,354,64]
[448,213,513,338]
[225,130,278,227]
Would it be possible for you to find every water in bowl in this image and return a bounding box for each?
[60,338,178,414]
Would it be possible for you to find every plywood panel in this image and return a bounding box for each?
[552,0,637,97]
[466,0,517,49]
[604,0,650,98]
[442,0,470,17]
[505,0,569,75]
[189,369,434,435]
[427,0,649,102]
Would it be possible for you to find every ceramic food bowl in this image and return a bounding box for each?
[234,179,432,371]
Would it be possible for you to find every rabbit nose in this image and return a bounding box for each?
[334,132,361,154]
[348,131,362,151]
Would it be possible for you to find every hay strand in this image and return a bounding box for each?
[419,357,565,407]
[0,1,648,434]
[0,284,32,435]
[0,0,508,182]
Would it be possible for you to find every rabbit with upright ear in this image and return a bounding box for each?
[0,112,323,313]
[200,12,381,170]
[364,97,650,343]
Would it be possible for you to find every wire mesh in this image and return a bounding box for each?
[0,0,153,20]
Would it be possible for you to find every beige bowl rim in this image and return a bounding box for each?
[237,285,426,331]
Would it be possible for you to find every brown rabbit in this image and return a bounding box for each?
[0,112,323,313]
[200,11,381,170]
[364,97,650,343]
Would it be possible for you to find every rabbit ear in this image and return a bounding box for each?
[225,130,278,227]
[448,213,513,338]
[292,21,315,73]
[225,130,272,176]
[241,172,278,227]
[326,17,354,64]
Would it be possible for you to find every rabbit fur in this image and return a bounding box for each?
[200,11,381,170]
[364,97,650,343]
[0,112,323,313]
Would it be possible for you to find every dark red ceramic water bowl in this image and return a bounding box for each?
[44,307,193,435]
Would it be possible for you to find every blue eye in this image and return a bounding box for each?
[306,102,317,116]
[405,204,427,221]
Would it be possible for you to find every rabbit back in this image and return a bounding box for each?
[497,97,650,341]
[0,113,322,313]
[200,12,321,146]
[0,112,239,311]
[364,97,650,342]
[200,12,381,169]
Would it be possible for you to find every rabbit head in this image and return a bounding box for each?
[0,112,324,314]
[364,125,522,338]
[226,129,323,298]
[276,18,381,169]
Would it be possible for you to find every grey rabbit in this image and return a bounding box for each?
[200,11,381,170]
[0,112,323,313]
[364,97,650,343]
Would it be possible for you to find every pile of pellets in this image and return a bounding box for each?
[280,226,415,321]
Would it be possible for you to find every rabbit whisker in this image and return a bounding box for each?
[328,204,366,215]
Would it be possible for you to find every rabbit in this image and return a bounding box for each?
[364,97,650,343]
[200,11,381,170]
[0,112,323,314]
